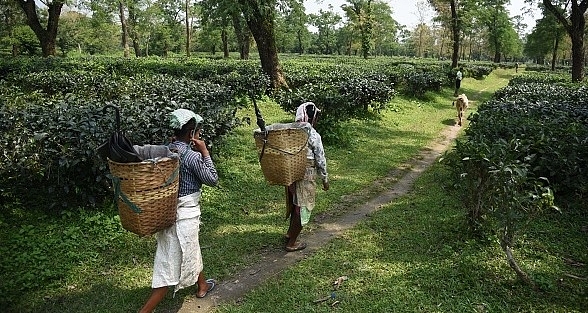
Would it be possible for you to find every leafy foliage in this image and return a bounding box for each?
[442,72,587,285]
[0,58,269,211]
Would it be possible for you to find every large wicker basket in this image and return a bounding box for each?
[108,157,179,236]
[254,123,310,186]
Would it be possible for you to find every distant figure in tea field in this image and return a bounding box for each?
[140,109,218,313]
[284,102,329,252]
[454,66,463,97]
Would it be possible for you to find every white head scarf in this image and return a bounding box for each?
[169,108,203,130]
[295,102,320,123]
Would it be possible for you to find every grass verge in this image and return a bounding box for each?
[216,162,587,313]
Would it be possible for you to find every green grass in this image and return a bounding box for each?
[2,68,586,312]
[216,164,587,313]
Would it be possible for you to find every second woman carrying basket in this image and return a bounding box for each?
[284,102,330,252]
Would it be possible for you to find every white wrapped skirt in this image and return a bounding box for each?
[151,192,203,294]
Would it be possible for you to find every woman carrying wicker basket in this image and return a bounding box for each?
[284,102,330,252]
[140,109,218,313]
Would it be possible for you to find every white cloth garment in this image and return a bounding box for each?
[151,192,203,294]
[295,102,320,123]
[169,108,203,130]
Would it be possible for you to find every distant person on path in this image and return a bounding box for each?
[454,67,463,97]
[140,109,218,313]
[284,102,329,252]
[515,62,519,73]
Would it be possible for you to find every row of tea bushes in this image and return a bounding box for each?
[0,73,250,211]
[444,72,588,229]
[0,55,494,212]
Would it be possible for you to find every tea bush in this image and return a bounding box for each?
[444,74,588,231]
[0,72,257,212]
[441,72,586,285]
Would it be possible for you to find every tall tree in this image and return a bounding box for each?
[524,3,567,68]
[201,0,252,59]
[0,0,25,55]
[126,1,142,57]
[237,0,288,89]
[342,0,373,59]
[429,0,474,67]
[275,0,308,54]
[78,0,144,57]
[184,0,191,56]
[231,9,252,59]
[541,0,588,81]
[409,22,435,57]
[414,1,433,57]
[200,0,233,58]
[118,0,130,57]
[477,0,513,63]
[370,1,397,56]
[151,0,185,56]
[15,0,64,56]
[309,8,342,55]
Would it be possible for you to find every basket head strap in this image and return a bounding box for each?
[112,176,143,213]
[164,166,179,187]
[144,158,180,187]
[259,130,308,162]
[259,131,268,163]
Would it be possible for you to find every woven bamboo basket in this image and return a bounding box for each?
[254,123,310,186]
[108,157,179,236]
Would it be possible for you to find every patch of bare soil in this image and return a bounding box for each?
[171,124,463,313]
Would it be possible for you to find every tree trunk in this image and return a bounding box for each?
[468,36,473,60]
[500,226,538,290]
[128,6,141,57]
[17,0,63,57]
[118,1,130,58]
[450,0,459,68]
[297,29,304,55]
[185,0,191,57]
[543,0,587,82]
[242,32,251,59]
[239,1,288,90]
[439,29,445,59]
[494,50,501,63]
[569,8,585,81]
[551,37,560,71]
[222,28,229,58]
[11,27,18,56]
[231,11,251,60]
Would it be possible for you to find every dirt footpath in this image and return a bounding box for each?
[173,124,463,313]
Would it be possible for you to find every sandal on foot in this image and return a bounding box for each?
[285,242,307,252]
[196,278,216,298]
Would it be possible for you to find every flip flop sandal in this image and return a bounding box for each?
[285,242,307,252]
[196,278,216,298]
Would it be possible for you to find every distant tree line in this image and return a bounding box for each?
[1,0,587,81]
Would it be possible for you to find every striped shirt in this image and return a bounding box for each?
[169,141,218,197]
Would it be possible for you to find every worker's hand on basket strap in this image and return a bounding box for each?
[322,180,330,191]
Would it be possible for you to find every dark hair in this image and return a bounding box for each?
[173,118,196,137]
[305,104,316,121]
